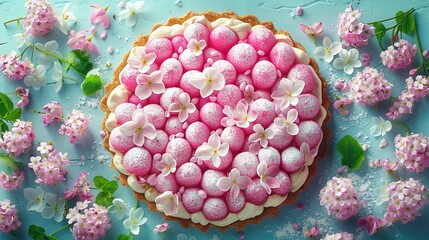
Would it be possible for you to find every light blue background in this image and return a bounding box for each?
[1,0,428,239]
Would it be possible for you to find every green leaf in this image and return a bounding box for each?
[94,175,109,188]
[64,51,76,72]
[28,224,46,240]
[95,191,113,207]
[117,234,130,240]
[372,22,386,49]
[82,74,103,96]
[70,50,93,76]
[396,11,415,35]
[45,235,57,240]
[0,153,23,169]
[0,120,8,133]
[3,108,22,121]
[0,92,13,117]
[101,180,118,194]
[337,135,365,171]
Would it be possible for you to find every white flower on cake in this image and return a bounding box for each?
[217,168,252,200]
[156,153,177,177]
[107,198,130,219]
[123,207,148,235]
[41,193,66,222]
[271,78,305,110]
[242,84,259,103]
[257,161,280,194]
[190,67,225,98]
[274,109,299,135]
[118,1,145,27]
[195,132,229,168]
[167,92,196,122]
[24,186,45,212]
[135,70,165,100]
[333,48,362,75]
[56,3,77,34]
[119,108,157,147]
[314,37,342,63]
[370,116,392,137]
[222,99,257,128]
[24,65,46,91]
[127,47,156,73]
[300,142,317,163]
[248,124,275,148]
[187,39,207,56]
[155,191,179,216]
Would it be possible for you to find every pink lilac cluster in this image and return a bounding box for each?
[66,201,111,240]
[384,178,428,225]
[23,0,57,36]
[67,30,98,54]
[28,142,70,185]
[0,199,21,234]
[319,177,362,220]
[369,158,399,171]
[321,232,354,240]
[380,40,416,71]
[0,120,35,157]
[358,215,386,236]
[42,101,63,126]
[0,52,34,81]
[350,67,392,105]
[394,133,429,173]
[337,5,374,47]
[0,170,24,191]
[59,110,90,143]
[64,171,93,201]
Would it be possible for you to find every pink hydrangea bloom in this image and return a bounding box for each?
[358,215,386,235]
[66,202,111,239]
[319,177,362,220]
[23,0,57,36]
[394,133,429,173]
[0,120,35,157]
[322,232,354,240]
[15,87,30,108]
[0,169,24,191]
[64,171,93,201]
[350,67,392,105]
[42,101,63,126]
[338,5,374,47]
[0,199,21,234]
[59,110,90,143]
[0,52,34,81]
[406,75,429,100]
[384,178,428,225]
[217,168,252,200]
[386,90,415,120]
[90,5,110,29]
[380,40,416,71]
[67,30,99,55]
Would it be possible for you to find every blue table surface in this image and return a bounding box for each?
[1,0,429,239]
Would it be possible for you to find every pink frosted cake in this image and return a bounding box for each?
[101,11,330,231]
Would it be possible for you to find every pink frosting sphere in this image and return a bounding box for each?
[182,188,205,213]
[146,38,173,65]
[258,147,281,168]
[232,152,259,178]
[165,138,192,167]
[287,64,315,94]
[295,121,322,149]
[160,87,183,110]
[271,170,291,196]
[164,117,184,135]
[123,147,152,176]
[120,65,139,92]
[150,155,162,175]
[180,70,201,98]
[227,43,258,73]
[204,48,225,63]
[142,104,166,128]
[200,102,224,130]
[295,94,320,120]
[179,49,204,71]
[269,42,296,74]
[209,26,239,53]
[186,109,200,123]
[236,74,252,86]
[255,90,271,100]
[211,60,237,84]
[225,190,246,213]
[115,103,137,124]
[175,162,202,187]
[171,35,187,53]
[247,27,277,54]
[202,198,228,221]
[217,84,242,107]
[128,94,148,106]
[220,126,245,152]
[201,170,225,197]
[281,146,305,172]
[249,99,277,128]
[183,23,210,42]
[147,93,161,104]
[160,58,183,88]
[268,125,294,151]
[204,150,233,171]
[155,174,179,193]
[143,130,168,155]
[109,127,135,153]
[244,179,269,205]
[252,60,277,90]
[185,122,210,149]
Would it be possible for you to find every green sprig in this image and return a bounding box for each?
[337,135,366,174]
[93,176,119,207]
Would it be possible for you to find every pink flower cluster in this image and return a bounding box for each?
[66,201,111,240]
[384,178,428,225]
[0,52,34,81]
[59,110,90,143]
[380,40,416,71]
[394,133,429,173]
[350,67,392,105]
[67,30,98,54]
[319,177,362,220]
[0,120,35,157]
[321,232,354,240]
[42,101,63,126]
[23,0,57,36]
[358,215,386,235]
[333,97,352,116]
[369,158,399,171]
[64,171,93,201]
[0,170,24,191]
[338,5,374,47]
[0,199,21,234]
[29,142,69,185]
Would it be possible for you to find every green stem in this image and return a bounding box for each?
[31,45,35,62]
[51,223,73,236]
[387,170,399,180]
[63,75,79,83]
[129,232,134,240]
[391,121,411,136]
[135,199,139,209]
[424,192,429,197]
[345,167,349,178]
[3,17,23,25]
[367,8,415,24]
[18,45,32,59]
[34,45,66,62]
[414,21,427,76]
